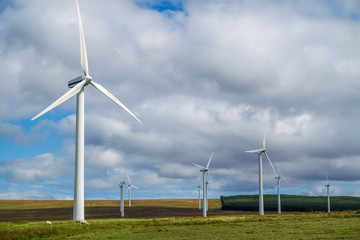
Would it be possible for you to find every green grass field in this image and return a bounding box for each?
[1,211,360,239]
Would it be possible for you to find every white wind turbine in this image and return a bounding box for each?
[193,153,213,217]
[245,127,277,215]
[127,175,138,207]
[324,171,331,213]
[31,0,141,221]
[274,160,287,214]
[119,178,127,217]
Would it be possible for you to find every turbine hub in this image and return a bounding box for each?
[84,75,92,85]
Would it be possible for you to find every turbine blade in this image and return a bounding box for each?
[207,172,213,191]
[282,176,288,182]
[31,80,86,121]
[264,151,277,176]
[127,175,131,186]
[206,152,213,169]
[324,171,329,184]
[245,149,264,153]
[193,163,205,169]
[132,185,138,189]
[90,81,142,124]
[76,0,89,76]
[263,124,268,148]
[275,159,281,176]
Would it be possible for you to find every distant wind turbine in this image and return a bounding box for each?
[127,175,138,207]
[31,0,141,221]
[324,171,331,213]
[245,126,277,215]
[119,178,127,217]
[274,160,287,214]
[193,153,213,217]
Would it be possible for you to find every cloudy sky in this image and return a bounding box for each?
[1,0,360,200]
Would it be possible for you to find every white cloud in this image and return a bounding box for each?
[1,0,360,199]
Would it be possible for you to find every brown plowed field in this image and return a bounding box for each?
[0,206,255,222]
[0,199,258,222]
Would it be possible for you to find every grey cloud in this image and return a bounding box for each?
[1,0,360,199]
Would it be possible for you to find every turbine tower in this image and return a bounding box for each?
[245,127,277,215]
[193,153,213,217]
[127,175,138,207]
[197,184,201,210]
[119,178,127,217]
[324,171,331,213]
[31,0,141,221]
[274,160,287,214]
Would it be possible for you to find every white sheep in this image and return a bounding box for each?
[80,219,89,225]
[45,221,52,225]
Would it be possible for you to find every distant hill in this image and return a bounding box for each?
[220,194,360,212]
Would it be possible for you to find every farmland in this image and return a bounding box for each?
[0,199,360,239]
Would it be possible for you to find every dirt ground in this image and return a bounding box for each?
[0,206,255,222]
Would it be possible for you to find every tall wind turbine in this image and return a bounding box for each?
[119,178,127,217]
[324,171,331,213]
[197,184,201,210]
[274,160,287,214]
[245,127,277,215]
[127,175,138,207]
[31,0,141,221]
[193,153,213,217]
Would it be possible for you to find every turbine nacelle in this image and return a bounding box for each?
[68,75,92,88]
[119,180,126,187]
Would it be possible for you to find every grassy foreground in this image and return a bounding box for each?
[1,211,360,240]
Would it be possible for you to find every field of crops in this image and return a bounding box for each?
[221,194,360,212]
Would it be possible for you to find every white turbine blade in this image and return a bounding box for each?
[324,171,329,184]
[282,176,288,182]
[193,163,205,169]
[206,171,214,191]
[206,152,213,169]
[245,149,263,153]
[264,152,277,176]
[275,159,281,176]
[263,124,268,149]
[31,80,86,121]
[207,171,212,183]
[76,0,89,76]
[132,185,138,189]
[90,81,142,124]
[127,175,131,186]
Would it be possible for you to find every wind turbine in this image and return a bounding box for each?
[197,184,201,209]
[193,153,213,217]
[245,127,277,215]
[274,160,287,214]
[324,171,331,213]
[31,0,141,221]
[127,175,138,207]
[119,178,127,217]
